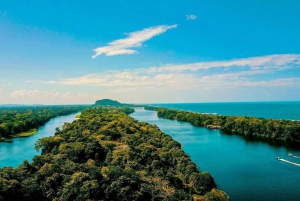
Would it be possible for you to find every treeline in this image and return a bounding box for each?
[94,99,124,106]
[144,106,300,143]
[0,107,228,201]
[0,105,87,139]
[94,99,135,107]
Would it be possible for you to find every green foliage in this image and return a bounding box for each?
[13,128,38,137]
[203,189,230,201]
[93,99,136,114]
[146,106,300,143]
[95,99,123,106]
[0,105,87,139]
[0,106,228,200]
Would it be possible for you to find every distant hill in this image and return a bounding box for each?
[94,99,123,106]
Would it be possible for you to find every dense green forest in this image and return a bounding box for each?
[0,106,228,201]
[144,106,300,143]
[94,99,135,107]
[0,105,87,140]
[94,99,124,106]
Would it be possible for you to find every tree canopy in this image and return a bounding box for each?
[0,105,87,140]
[94,99,123,106]
[145,106,300,143]
[0,106,228,201]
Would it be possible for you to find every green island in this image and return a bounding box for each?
[144,106,300,143]
[0,104,229,201]
[0,105,87,141]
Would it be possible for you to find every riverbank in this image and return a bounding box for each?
[130,107,300,201]
[0,129,38,142]
[14,128,38,137]
[144,106,300,143]
[0,112,79,168]
[0,105,87,140]
[0,107,228,200]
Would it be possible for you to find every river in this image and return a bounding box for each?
[0,112,79,168]
[130,107,300,201]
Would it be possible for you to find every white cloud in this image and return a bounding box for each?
[186,15,197,20]
[43,73,196,89]
[10,90,62,99]
[197,75,300,88]
[145,54,300,73]
[41,54,300,101]
[92,24,177,58]
[10,90,99,101]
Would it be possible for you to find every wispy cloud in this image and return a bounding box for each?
[92,24,177,58]
[44,73,196,89]
[145,54,300,73]
[42,54,300,94]
[186,15,197,20]
[10,90,98,101]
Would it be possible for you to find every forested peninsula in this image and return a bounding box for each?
[144,106,300,143]
[0,105,86,140]
[0,106,228,201]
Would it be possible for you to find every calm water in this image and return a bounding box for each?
[0,113,79,168]
[131,107,300,201]
[150,101,300,120]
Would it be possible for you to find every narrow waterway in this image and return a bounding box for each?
[130,107,300,201]
[0,112,79,168]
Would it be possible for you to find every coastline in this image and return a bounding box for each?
[147,101,300,121]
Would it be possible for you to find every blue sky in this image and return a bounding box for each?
[0,0,300,104]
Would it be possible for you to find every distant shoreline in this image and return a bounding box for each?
[144,106,300,144]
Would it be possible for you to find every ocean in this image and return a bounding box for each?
[149,101,300,120]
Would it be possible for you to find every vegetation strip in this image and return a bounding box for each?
[12,128,38,137]
[0,106,228,200]
[0,105,87,140]
[144,106,300,143]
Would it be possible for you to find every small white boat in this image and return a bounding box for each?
[288,153,300,158]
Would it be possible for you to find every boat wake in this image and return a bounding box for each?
[277,157,300,167]
[288,153,300,159]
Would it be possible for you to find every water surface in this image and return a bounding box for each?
[0,113,79,168]
[150,101,300,120]
[131,107,300,201]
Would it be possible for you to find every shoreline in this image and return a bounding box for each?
[0,128,38,142]
[144,106,300,144]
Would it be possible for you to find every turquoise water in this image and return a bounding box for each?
[130,107,300,201]
[0,113,79,168]
[150,101,300,120]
